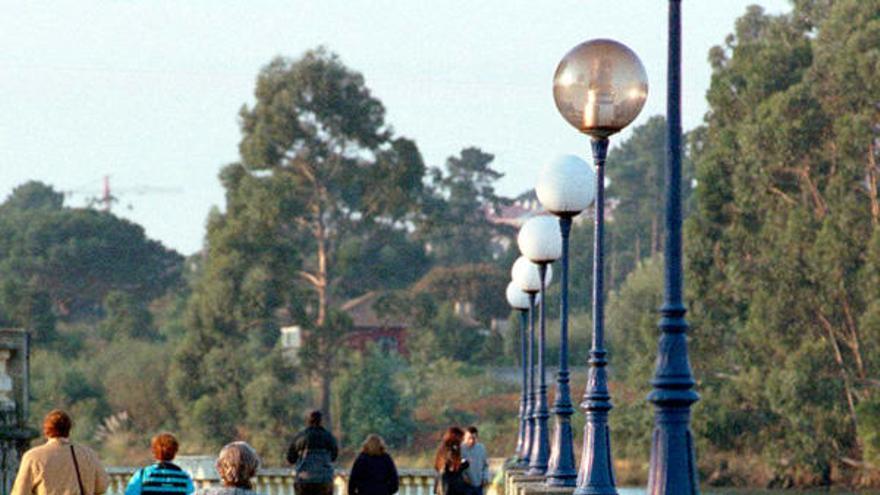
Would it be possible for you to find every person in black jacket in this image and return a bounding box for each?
[433,427,471,495]
[286,410,339,495]
[347,434,399,495]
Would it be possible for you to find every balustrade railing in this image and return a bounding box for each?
[106,467,438,495]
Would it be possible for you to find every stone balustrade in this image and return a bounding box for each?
[106,467,437,495]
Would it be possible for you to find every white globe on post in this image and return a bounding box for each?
[536,155,596,216]
[506,282,531,310]
[511,256,553,293]
[517,216,562,264]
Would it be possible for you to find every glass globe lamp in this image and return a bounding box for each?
[553,39,648,138]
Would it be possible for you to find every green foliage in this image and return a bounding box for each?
[412,263,508,325]
[418,147,512,266]
[684,0,880,482]
[858,395,880,466]
[413,303,485,363]
[98,291,156,340]
[336,346,414,448]
[0,182,183,323]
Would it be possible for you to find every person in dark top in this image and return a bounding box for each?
[125,433,194,495]
[433,427,471,495]
[348,434,399,495]
[286,410,339,495]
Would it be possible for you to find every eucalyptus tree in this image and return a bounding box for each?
[236,48,425,422]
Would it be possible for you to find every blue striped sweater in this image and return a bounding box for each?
[125,461,195,495]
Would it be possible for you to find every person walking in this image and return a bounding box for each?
[460,427,489,495]
[347,434,398,495]
[433,427,470,495]
[285,410,338,495]
[11,409,109,495]
[194,442,261,495]
[125,433,195,495]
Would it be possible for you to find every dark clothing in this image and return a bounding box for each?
[286,426,339,484]
[348,453,399,495]
[435,461,470,495]
[294,482,334,495]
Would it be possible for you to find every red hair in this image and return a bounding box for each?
[434,427,465,472]
[151,433,179,461]
[43,410,72,438]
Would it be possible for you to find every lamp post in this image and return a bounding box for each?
[535,155,596,487]
[517,216,561,476]
[512,256,553,473]
[553,39,648,495]
[506,281,532,467]
[647,2,700,494]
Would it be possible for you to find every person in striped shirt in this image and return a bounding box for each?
[126,433,195,495]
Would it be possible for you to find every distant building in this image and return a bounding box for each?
[279,325,302,361]
[276,293,410,360]
[340,292,409,356]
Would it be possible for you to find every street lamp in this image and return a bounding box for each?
[506,281,531,467]
[536,154,596,487]
[512,256,553,472]
[517,216,561,476]
[647,2,699,494]
[553,38,648,495]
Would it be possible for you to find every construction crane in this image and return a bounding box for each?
[64,175,183,212]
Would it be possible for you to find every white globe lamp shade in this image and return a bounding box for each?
[518,215,562,263]
[506,282,531,310]
[511,256,554,293]
[536,155,596,215]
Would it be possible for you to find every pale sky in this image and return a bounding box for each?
[0,0,792,256]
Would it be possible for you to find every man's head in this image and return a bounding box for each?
[464,426,478,447]
[151,433,180,461]
[306,409,323,427]
[43,409,72,439]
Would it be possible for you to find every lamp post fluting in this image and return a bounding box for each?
[553,39,648,495]
[506,282,533,467]
[512,256,554,474]
[536,155,596,487]
[647,2,699,494]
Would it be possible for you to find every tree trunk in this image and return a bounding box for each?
[867,142,880,227]
[319,371,333,433]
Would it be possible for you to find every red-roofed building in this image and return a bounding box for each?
[340,292,409,356]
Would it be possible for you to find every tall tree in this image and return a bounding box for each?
[685,1,880,482]
[170,163,303,449]
[418,147,511,266]
[236,48,426,423]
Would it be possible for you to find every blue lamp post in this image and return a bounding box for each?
[647,2,700,494]
[552,39,648,495]
[512,255,554,474]
[506,282,532,467]
[536,155,596,487]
